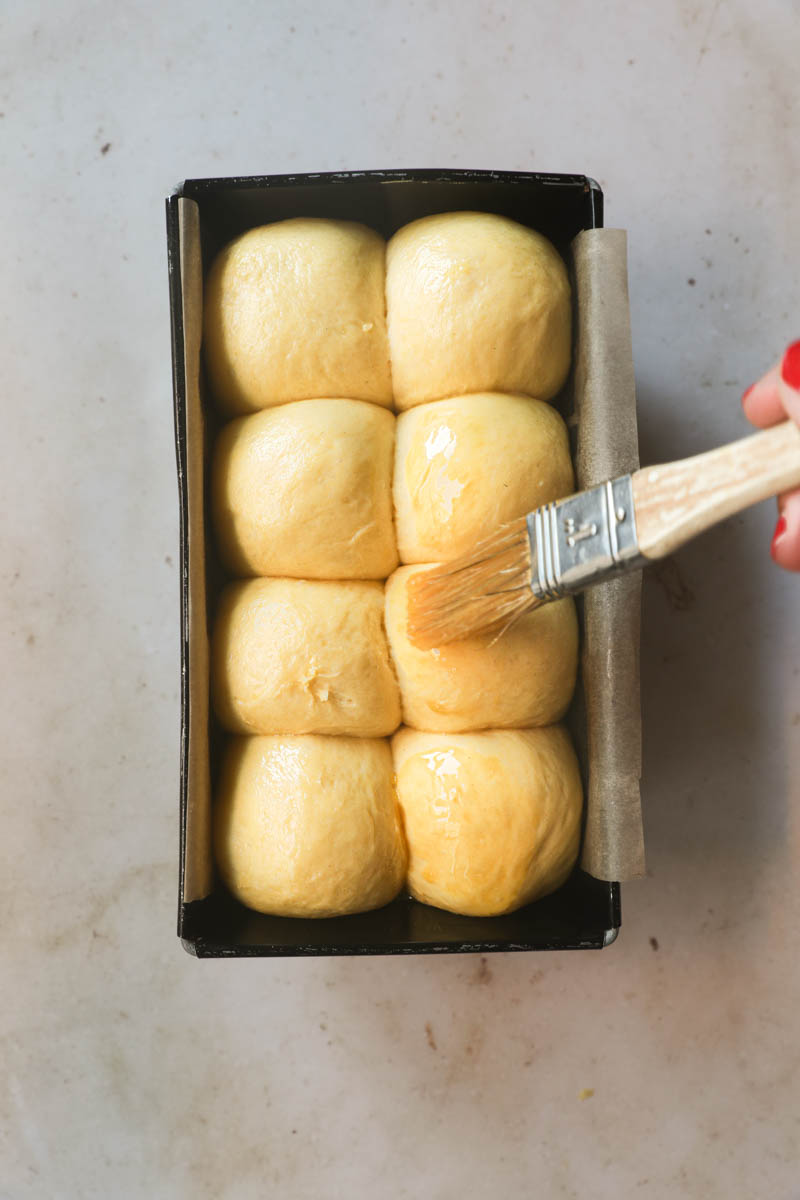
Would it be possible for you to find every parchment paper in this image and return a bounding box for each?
[179,198,213,903]
[571,229,646,881]
[177,210,646,902]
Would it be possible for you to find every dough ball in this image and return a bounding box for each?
[215,734,407,918]
[386,211,571,409]
[204,218,392,413]
[212,578,401,737]
[393,726,582,916]
[384,566,578,732]
[213,397,398,579]
[394,392,573,563]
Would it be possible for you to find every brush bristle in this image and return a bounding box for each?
[407,515,537,649]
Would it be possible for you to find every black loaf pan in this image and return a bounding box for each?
[166,169,621,957]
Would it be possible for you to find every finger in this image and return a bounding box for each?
[777,489,800,510]
[777,339,800,426]
[771,490,800,572]
[742,363,784,428]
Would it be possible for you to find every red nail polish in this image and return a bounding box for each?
[780,340,800,390]
[741,384,755,407]
[771,515,788,559]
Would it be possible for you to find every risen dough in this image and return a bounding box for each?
[386,211,571,409]
[213,578,401,737]
[385,566,578,732]
[393,726,582,916]
[215,734,407,917]
[394,392,573,563]
[204,218,392,413]
[213,398,398,579]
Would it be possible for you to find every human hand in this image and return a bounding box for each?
[742,341,800,571]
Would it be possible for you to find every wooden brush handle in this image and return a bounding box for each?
[632,421,800,560]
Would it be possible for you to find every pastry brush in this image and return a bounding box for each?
[407,420,800,649]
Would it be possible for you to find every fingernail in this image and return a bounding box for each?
[780,340,800,390]
[771,515,788,560]
[741,383,755,407]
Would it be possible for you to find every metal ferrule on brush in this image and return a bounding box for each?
[527,474,647,602]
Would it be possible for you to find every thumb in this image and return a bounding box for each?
[771,491,800,572]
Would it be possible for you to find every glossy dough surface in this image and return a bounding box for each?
[204,218,392,413]
[212,578,401,737]
[213,398,398,579]
[215,735,407,917]
[385,565,578,732]
[385,211,571,409]
[394,392,574,563]
[393,726,582,916]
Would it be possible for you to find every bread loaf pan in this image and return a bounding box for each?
[166,169,623,957]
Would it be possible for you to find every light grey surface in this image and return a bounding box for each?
[2,2,799,1197]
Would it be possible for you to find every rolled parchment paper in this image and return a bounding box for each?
[178,197,213,903]
[571,228,646,881]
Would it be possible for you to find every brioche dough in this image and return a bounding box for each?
[204,218,392,413]
[393,726,582,916]
[212,578,401,737]
[394,392,574,563]
[213,398,398,579]
[215,734,407,917]
[386,212,571,409]
[385,566,578,732]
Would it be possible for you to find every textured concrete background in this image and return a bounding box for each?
[2,2,799,1196]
